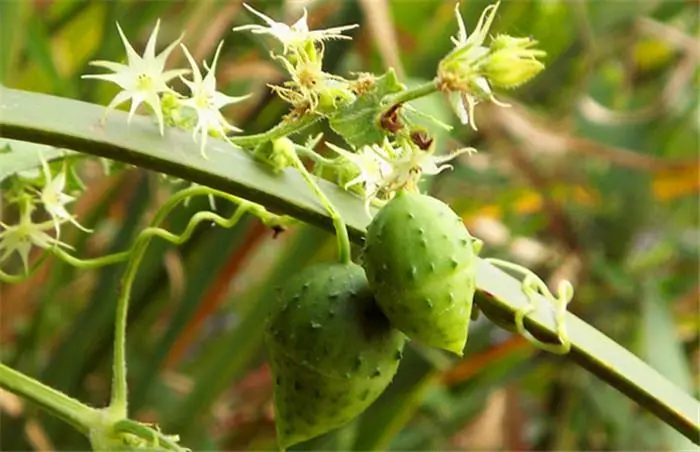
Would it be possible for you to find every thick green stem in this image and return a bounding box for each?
[381,80,439,106]
[229,114,320,148]
[0,363,98,434]
[288,147,351,264]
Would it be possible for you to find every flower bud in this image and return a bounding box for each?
[483,35,546,89]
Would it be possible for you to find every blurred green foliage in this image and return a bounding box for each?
[0,0,698,450]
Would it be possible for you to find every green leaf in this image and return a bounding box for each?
[0,86,698,443]
[641,280,697,451]
[328,68,405,148]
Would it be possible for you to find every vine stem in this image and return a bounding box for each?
[228,114,320,148]
[52,248,131,268]
[108,186,243,417]
[288,145,351,264]
[381,80,439,106]
[0,362,98,434]
[0,253,49,283]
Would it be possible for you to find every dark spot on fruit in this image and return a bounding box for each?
[276,377,281,385]
[429,262,436,272]
[328,309,337,318]
[302,282,310,291]
[450,257,459,268]
[354,356,363,370]
[395,350,403,360]
[360,389,371,401]
[371,368,381,378]
[408,212,416,219]
[294,381,302,391]
[425,298,433,309]
[272,225,286,238]
[313,389,322,399]
[418,227,425,235]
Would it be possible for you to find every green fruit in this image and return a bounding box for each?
[362,191,481,356]
[265,262,406,449]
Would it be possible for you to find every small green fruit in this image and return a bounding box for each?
[362,191,481,356]
[266,262,406,449]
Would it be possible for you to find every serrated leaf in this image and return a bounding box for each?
[328,68,405,148]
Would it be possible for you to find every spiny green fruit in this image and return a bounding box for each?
[362,191,481,356]
[265,262,406,449]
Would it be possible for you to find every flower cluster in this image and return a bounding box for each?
[234,3,358,115]
[326,138,476,215]
[75,2,545,221]
[437,2,546,130]
[82,20,249,158]
[0,155,86,272]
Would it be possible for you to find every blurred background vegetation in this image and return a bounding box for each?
[0,0,698,450]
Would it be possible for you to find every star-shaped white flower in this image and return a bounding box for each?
[178,41,251,159]
[82,20,187,135]
[233,3,358,55]
[36,156,92,235]
[0,206,73,272]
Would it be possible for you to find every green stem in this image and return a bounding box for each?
[295,145,342,166]
[52,248,131,268]
[381,80,439,106]
[229,114,320,148]
[0,362,98,434]
[0,253,49,283]
[112,419,183,451]
[108,186,221,417]
[107,187,260,417]
[288,147,351,264]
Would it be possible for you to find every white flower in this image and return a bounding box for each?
[82,20,187,135]
[327,139,475,216]
[36,156,91,235]
[0,206,72,272]
[233,3,358,55]
[380,142,476,193]
[178,41,250,158]
[326,142,393,214]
